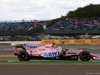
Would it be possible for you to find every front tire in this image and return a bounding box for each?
[18,51,30,61]
[80,51,91,61]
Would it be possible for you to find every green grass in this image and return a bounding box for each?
[0,60,100,64]
[0,60,100,65]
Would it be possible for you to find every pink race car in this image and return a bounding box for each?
[13,43,100,61]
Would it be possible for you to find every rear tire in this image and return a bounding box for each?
[18,51,30,61]
[80,51,91,61]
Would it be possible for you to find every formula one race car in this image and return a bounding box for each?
[13,43,100,61]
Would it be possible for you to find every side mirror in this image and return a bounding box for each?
[65,49,68,51]
[52,43,56,48]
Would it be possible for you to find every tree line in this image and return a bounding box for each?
[66,4,100,18]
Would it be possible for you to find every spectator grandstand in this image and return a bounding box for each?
[0,20,50,31]
[0,17,100,40]
[48,18,100,30]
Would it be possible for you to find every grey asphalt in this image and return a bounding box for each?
[0,45,100,75]
[0,65,100,75]
[0,44,100,55]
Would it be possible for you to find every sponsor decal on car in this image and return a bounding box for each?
[32,51,37,52]
[38,44,45,46]
[68,52,76,54]
[67,51,76,54]
[38,49,46,50]
[56,49,61,50]
[27,46,37,48]
[45,46,50,48]
[40,51,60,57]
[95,57,100,59]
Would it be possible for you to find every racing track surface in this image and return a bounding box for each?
[0,44,100,55]
[0,65,100,75]
[0,44,100,75]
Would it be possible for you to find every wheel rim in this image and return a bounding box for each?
[18,52,28,61]
[19,52,27,60]
[81,53,89,60]
[80,51,91,61]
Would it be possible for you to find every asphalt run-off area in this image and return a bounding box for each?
[0,44,100,75]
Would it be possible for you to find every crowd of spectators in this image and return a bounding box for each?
[49,18,100,30]
[0,20,50,31]
[1,18,100,31]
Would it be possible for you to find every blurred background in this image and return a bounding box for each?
[0,0,100,43]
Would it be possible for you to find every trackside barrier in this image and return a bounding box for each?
[42,39,100,44]
[0,40,100,45]
[0,41,41,45]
